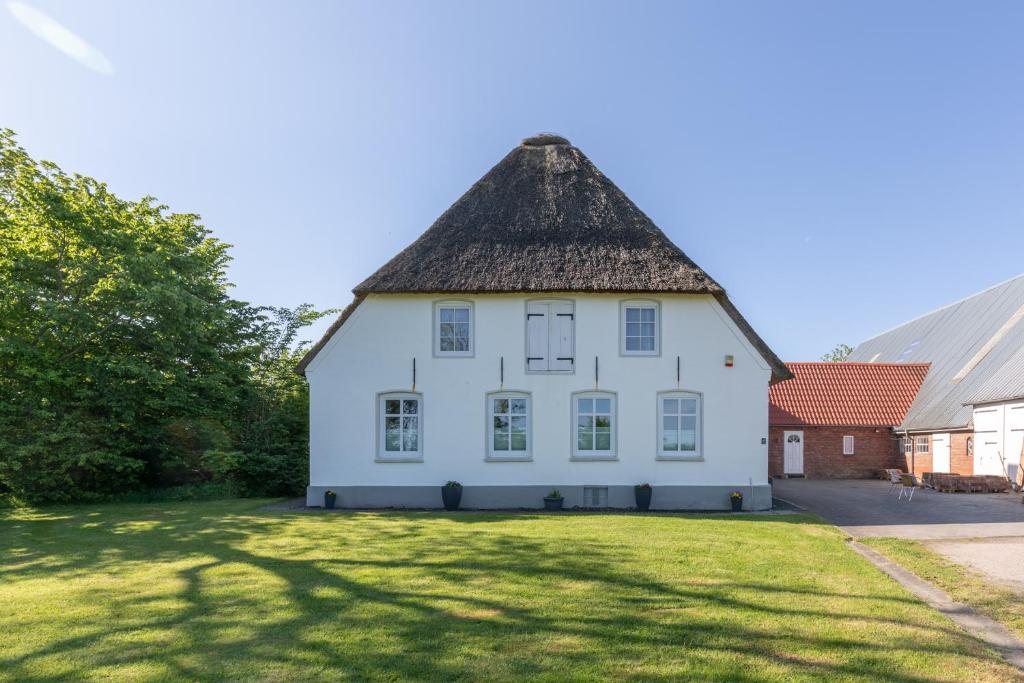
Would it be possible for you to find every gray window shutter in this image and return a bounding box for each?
[526,303,548,371]
[550,302,574,372]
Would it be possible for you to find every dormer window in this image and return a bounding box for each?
[434,301,473,357]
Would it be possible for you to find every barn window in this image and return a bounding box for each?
[915,436,929,453]
[843,435,855,455]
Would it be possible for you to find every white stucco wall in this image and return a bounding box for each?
[305,293,772,489]
[972,399,1024,479]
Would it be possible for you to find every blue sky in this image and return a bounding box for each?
[3,1,1023,360]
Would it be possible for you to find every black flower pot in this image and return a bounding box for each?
[635,486,652,511]
[543,497,564,511]
[441,486,462,511]
[730,496,743,512]
[324,492,336,509]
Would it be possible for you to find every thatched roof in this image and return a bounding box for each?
[297,134,790,382]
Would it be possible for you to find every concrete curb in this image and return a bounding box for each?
[850,540,1024,671]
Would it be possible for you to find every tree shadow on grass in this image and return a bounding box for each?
[0,504,1018,682]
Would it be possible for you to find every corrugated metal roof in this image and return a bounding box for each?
[968,344,1024,405]
[848,274,1024,431]
[769,362,929,426]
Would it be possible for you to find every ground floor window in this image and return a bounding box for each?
[573,392,616,459]
[488,392,530,459]
[843,435,855,455]
[915,436,929,453]
[658,392,701,458]
[378,393,422,460]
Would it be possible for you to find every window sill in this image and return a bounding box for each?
[570,454,618,462]
[525,370,575,375]
[433,352,474,359]
[484,455,533,463]
[656,454,704,462]
[375,456,424,463]
[620,352,660,358]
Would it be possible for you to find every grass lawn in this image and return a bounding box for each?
[1,501,1020,682]
[862,537,1024,641]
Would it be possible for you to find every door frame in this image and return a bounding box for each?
[783,430,805,475]
[932,432,951,473]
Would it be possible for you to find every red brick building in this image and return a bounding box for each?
[769,362,930,478]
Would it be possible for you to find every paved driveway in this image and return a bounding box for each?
[772,478,1024,540]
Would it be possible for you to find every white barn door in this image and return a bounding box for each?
[784,431,804,475]
[931,433,951,473]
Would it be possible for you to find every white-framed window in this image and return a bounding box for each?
[843,435,855,455]
[526,300,574,372]
[572,392,616,459]
[377,392,423,461]
[487,392,531,460]
[902,437,911,454]
[434,301,473,357]
[658,391,702,459]
[915,436,929,453]
[621,300,659,356]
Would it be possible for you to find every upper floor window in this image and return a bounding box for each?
[573,392,616,459]
[659,392,701,458]
[377,392,423,461]
[488,392,531,460]
[434,301,473,357]
[621,301,659,356]
[526,300,574,372]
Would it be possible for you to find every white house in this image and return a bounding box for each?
[297,134,791,510]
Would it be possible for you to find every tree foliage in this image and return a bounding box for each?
[0,129,329,502]
[821,343,853,362]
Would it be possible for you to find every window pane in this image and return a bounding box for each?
[663,399,678,415]
[402,418,418,451]
[662,420,678,451]
[681,415,697,431]
[578,415,594,430]
[510,432,527,451]
[625,337,640,351]
[680,398,697,414]
[493,431,509,451]
[640,336,655,351]
[454,308,469,323]
[403,400,418,415]
[440,308,454,323]
[493,398,509,414]
[626,308,641,322]
[385,400,400,415]
[595,398,611,414]
[626,322,641,337]
[384,417,401,451]
[510,398,527,414]
[493,415,509,431]
[642,322,655,337]
[577,428,593,451]
[641,308,655,322]
[594,431,611,451]
[680,430,696,451]
[578,398,593,414]
[594,415,611,429]
[510,416,527,433]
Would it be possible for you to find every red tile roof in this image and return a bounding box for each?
[769,362,930,427]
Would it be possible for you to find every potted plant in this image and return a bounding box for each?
[729,490,743,512]
[441,481,463,511]
[324,490,337,509]
[543,488,564,511]
[634,483,653,511]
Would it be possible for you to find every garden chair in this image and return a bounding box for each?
[886,469,904,494]
[897,473,922,501]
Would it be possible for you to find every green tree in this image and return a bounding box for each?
[821,343,853,362]
[0,129,327,501]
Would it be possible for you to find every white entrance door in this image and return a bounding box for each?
[932,433,951,473]
[784,431,804,475]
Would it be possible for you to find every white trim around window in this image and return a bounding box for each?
[843,435,855,455]
[433,300,473,357]
[376,392,423,462]
[571,391,617,460]
[620,300,660,356]
[485,391,532,462]
[657,391,702,460]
